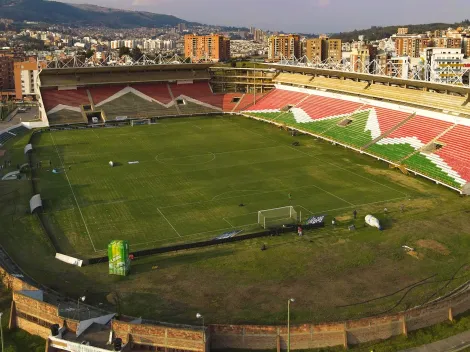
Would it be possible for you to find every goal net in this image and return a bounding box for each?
[131,119,151,126]
[258,206,298,229]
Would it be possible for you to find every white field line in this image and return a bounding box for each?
[49,133,97,252]
[51,145,283,160]
[91,129,100,139]
[310,184,355,206]
[157,207,181,237]
[223,217,235,228]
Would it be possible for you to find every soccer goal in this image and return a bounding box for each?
[258,206,298,229]
[131,119,151,126]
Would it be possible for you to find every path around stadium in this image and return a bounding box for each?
[401,329,470,352]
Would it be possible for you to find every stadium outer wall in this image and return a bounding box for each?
[2,257,470,351]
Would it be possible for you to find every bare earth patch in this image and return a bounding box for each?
[406,250,422,260]
[361,165,428,193]
[416,239,450,256]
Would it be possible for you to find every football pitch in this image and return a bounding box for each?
[32,115,412,257]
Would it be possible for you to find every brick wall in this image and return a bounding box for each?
[0,267,37,292]
[113,319,206,351]
[17,316,52,339]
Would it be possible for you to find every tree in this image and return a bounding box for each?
[118,46,130,58]
[131,47,142,61]
[106,291,123,317]
[85,49,95,59]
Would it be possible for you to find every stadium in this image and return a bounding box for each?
[0,60,470,351]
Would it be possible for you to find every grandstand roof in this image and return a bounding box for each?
[268,64,470,96]
[39,63,213,88]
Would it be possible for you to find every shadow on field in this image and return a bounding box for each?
[130,248,235,273]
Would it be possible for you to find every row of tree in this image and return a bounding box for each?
[332,20,470,42]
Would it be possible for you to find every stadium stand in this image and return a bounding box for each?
[0,132,14,145]
[365,106,412,137]
[367,115,453,162]
[274,72,314,86]
[41,88,90,112]
[169,82,223,110]
[244,85,470,191]
[245,89,307,112]
[98,92,179,119]
[47,110,85,125]
[233,93,264,112]
[7,125,29,136]
[272,72,470,116]
[294,95,363,120]
[132,83,174,105]
[89,85,128,106]
[433,125,470,183]
[222,93,244,112]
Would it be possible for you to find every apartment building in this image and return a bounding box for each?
[0,50,25,93]
[268,34,301,61]
[395,35,462,58]
[184,34,230,62]
[304,37,342,62]
[305,38,322,62]
[14,57,40,100]
[322,38,342,61]
[425,47,465,84]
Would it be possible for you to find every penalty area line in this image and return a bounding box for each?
[157,207,181,237]
[223,217,235,228]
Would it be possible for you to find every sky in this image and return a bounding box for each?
[56,0,470,33]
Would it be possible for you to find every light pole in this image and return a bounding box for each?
[196,313,205,343]
[77,296,86,320]
[0,311,4,352]
[287,298,295,352]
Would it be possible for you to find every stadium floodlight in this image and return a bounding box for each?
[287,298,295,352]
[258,206,297,229]
[196,313,205,341]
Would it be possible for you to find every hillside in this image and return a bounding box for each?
[0,0,188,28]
[332,20,470,42]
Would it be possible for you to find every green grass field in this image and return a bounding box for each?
[32,116,413,257]
[1,114,470,327]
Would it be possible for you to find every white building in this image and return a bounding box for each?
[124,40,136,49]
[425,47,465,84]
[110,40,124,50]
[163,40,175,50]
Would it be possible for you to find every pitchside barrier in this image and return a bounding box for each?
[86,221,325,265]
[45,112,226,131]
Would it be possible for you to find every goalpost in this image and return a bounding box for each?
[258,206,298,229]
[131,119,151,126]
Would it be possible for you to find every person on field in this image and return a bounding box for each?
[353,210,357,219]
[332,218,336,227]
[288,193,292,200]
[297,226,303,237]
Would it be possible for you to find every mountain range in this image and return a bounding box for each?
[0,0,190,28]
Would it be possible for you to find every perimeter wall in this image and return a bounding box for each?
[2,264,470,351]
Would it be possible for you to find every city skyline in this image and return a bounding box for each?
[56,0,470,33]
